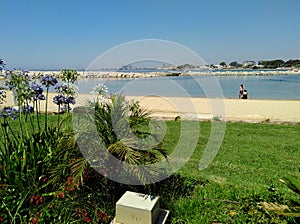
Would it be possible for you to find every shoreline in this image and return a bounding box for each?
[1,91,300,123]
[1,69,300,80]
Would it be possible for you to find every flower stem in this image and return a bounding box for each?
[35,101,40,131]
[57,104,60,131]
[0,120,9,155]
[18,101,25,139]
[8,122,19,144]
[45,88,49,130]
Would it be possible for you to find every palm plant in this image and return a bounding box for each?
[279,175,300,217]
[260,173,300,220]
[72,91,168,185]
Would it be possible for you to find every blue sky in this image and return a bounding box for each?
[1,0,300,70]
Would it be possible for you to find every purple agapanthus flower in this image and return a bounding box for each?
[40,75,58,88]
[53,95,76,105]
[53,95,67,105]
[68,96,76,104]
[60,106,67,112]
[0,107,19,120]
[52,95,60,105]
[30,83,45,101]
[60,105,73,112]
[30,83,43,93]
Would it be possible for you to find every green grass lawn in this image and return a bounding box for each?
[2,115,299,223]
[162,121,300,223]
[8,113,300,193]
[164,121,300,191]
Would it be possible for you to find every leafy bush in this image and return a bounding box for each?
[0,69,83,223]
[0,74,169,223]
[72,86,168,185]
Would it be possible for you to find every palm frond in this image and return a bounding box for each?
[280,177,300,195]
[70,157,89,183]
[108,140,141,164]
[48,164,69,188]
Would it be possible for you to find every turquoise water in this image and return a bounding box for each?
[77,75,300,100]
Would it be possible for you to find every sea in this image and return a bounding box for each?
[1,71,299,100]
[76,74,300,100]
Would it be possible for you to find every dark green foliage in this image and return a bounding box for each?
[229,61,242,68]
[283,59,300,68]
[258,59,300,68]
[258,59,285,68]
[220,61,227,67]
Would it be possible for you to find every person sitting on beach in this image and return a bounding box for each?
[239,84,248,99]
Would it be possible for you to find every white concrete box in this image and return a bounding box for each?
[115,191,160,224]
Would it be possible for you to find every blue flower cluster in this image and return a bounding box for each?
[53,95,76,105]
[40,75,58,88]
[0,107,19,120]
[30,83,46,101]
[52,82,77,112]
[53,95,76,112]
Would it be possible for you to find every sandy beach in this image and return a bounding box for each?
[1,91,300,123]
[126,96,300,123]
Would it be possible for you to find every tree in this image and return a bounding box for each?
[284,59,300,67]
[219,62,227,68]
[229,61,241,68]
[258,60,284,68]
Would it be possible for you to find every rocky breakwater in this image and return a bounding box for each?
[27,71,181,79]
[20,69,300,80]
[79,71,172,78]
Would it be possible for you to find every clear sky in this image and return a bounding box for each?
[1,0,300,70]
